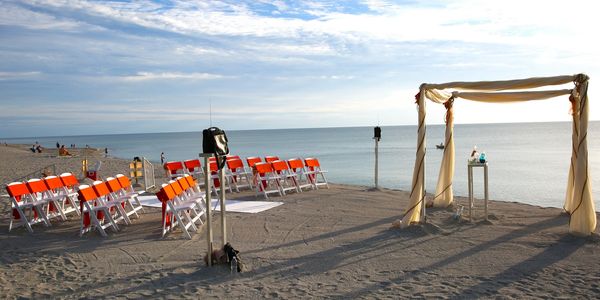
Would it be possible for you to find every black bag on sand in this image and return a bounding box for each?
[202,127,229,169]
[224,242,243,273]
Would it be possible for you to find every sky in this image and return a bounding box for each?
[1,0,600,138]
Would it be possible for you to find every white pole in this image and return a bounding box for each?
[374,138,379,189]
[202,154,213,266]
[219,162,227,246]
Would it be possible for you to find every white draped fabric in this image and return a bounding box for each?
[400,74,596,236]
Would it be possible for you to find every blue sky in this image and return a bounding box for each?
[1,0,599,138]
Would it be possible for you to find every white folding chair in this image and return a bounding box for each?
[271,160,300,195]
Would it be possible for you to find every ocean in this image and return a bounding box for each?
[4,122,600,209]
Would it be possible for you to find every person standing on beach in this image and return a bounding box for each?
[161,152,169,177]
[56,142,60,149]
[104,147,108,157]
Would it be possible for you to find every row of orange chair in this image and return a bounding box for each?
[77,174,144,237]
[164,155,251,194]
[164,155,328,200]
[6,173,80,233]
[251,157,329,199]
[156,174,206,239]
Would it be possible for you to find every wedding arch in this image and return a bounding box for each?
[400,74,596,236]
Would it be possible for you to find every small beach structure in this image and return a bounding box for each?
[401,74,596,236]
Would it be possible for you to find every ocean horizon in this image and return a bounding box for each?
[3,121,599,210]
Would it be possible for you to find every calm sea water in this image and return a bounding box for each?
[4,122,600,209]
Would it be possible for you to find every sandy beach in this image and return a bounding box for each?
[1,144,600,299]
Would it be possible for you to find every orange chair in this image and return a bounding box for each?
[253,162,283,199]
[6,182,50,232]
[77,184,121,237]
[106,176,144,221]
[59,172,80,195]
[304,158,329,189]
[264,156,280,163]
[183,159,204,180]
[226,158,253,192]
[246,157,262,168]
[157,182,203,239]
[26,178,67,222]
[207,159,233,194]
[246,156,262,186]
[44,175,79,217]
[114,174,138,199]
[271,160,299,194]
[287,158,315,192]
[92,181,131,225]
[176,176,206,210]
[164,161,187,179]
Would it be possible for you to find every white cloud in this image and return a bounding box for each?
[174,45,229,56]
[121,72,228,81]
[0,2,87,31]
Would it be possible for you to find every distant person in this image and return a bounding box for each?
[56,142,60,149]
[161,153,169,178]
[30,144,36,153]
[59,145,72,156]
[36,145,43,153]
[104,147,108,157]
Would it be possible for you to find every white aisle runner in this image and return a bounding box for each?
[137,195,283,213]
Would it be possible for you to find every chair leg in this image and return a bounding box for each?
[173,212,191,239]
[104,209,120,233]
[89,210,108,237]
[35,205,51,227]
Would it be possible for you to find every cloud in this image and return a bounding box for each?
[1,0,599,137]
[120,72,229,81]
[0,71,41,80]
[0,2,81,30]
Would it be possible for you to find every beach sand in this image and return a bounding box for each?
[1,144,600,299]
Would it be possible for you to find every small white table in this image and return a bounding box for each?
[467,161,489,222]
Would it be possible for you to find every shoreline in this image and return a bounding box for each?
[1,143,599,298]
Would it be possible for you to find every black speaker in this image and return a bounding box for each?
[374,126,381,141]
